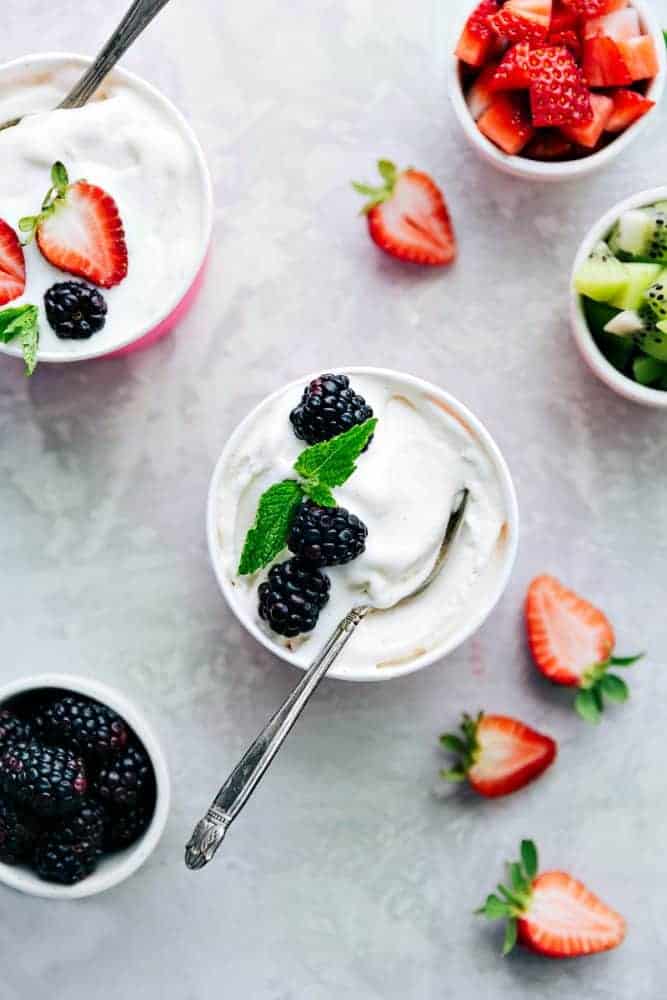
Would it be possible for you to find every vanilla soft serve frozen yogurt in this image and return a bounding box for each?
[211,370,518,681]
[0,55,211,361]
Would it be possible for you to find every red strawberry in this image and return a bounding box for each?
[353,161,456,267]
[489,43,532,90]
[561,0,625,15]
[582,37,633,86]
[477,93,536,153]
[546,28,581,55]
[605,87,655,131]
[478,840,626,958]
[0,220,26,306]
[560,91,614,145]
[549,1,579,31]
[525,575,642,722]
[527,46,593,126]
[617,35,659,81]
[19,162,128,289]
[524,130,574,158]
[489,0,552,43]
[583,8,640,41]
[456,0,500,66]
[467,63,501,119]
[440,712,556,798]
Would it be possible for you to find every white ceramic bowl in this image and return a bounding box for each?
[571,185,667,407]
[448,0,666,182]
[0,673,170,900]
[207,367,520,682]
[0,52,213,364]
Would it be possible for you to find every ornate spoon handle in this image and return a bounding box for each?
[58,0,172,110]
[185,607,370,870]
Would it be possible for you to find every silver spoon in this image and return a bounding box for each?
[184,488,470,871]
[0,0,172,133]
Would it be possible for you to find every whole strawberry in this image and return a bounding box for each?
[440,712,556,797]
[526,575,642,723]
[478,839,626,958]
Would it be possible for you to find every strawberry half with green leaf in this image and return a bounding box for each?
[440,712,556,797]
[19,162,128,289]
[0,220,26,306]
[353,161,456,267]
[526,575,643,723]
[478,839,626,958]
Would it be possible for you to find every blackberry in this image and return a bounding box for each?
[289,373,374,446]
[258,558,330,638]
[35,695,129,761]
[104,802,153,850]
[46,799,106,858]
[288,500,368,567]
[0,740,87,817]
[95,744,155,810]
[0,799,38,865]
[34,840,97,885]
[44,281,107,340]
[0,710,32,746]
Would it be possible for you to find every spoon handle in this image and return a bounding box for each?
[184,606,370,870]
[58,0,172,110]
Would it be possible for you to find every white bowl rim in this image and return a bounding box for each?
[570,185,667,407]
[0,672,171,900]
[207,366,520,683]
[0,51,213,364]
[448,0,667,181]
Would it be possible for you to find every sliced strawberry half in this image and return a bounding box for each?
[353,161,456,267]
[617,35,659,81]
[478,840,626,959]
[605,87,655,131]
[527,46,593,127]
[0,220,26,306]
[456,0,500,66]
[561,91,614,145]
[525,574,642,722]
[489,43,532,90]
[490,0,552,42]
[19,162,128,289]
[582,36,633,86]
[441,712,556,798]
[478,93,536,153]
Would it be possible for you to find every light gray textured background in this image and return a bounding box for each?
[1,1,666,997]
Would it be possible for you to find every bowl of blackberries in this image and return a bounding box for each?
[0,674,170,899]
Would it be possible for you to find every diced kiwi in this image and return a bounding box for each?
[633,354,667,386]
[635,308,667,362]
[574,241,628,303]
[610,263,662,310]
[643,267,667,320]
[609,208,667,264]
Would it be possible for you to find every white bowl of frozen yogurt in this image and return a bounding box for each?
[207,368,519,682]
[0,53,212,365]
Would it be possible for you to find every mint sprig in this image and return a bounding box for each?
[0,304,40,375]
[476,840,539,956]
[237,417,377,576]
[574,653,643,724]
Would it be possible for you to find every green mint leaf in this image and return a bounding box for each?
[609,653,644,667]
[520,840,538,880]
[294,418,377,490]
[575,687,602,724]
[0,304,39,375]
[440,733,467,755]
[502,918,518,956]
[302,482,336,508]
[237,480,303,576]
[600,673,630,703]
[440,766,467,783]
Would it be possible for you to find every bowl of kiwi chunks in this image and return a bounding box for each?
[571,186,667,407]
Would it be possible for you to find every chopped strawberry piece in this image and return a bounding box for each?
[0,220,26,306]
[605,87,655,131]
[560,91,614,144]
[456,0,500,66]
[489,43,532,90]
[353,162,456,267]
[524,130,574,158]
[617,35,659,81]
[519,872,626,958]
[478,93,536,153]
[546,28,581,55]
[583,7,640,41]
[549,1,579,31]
[467,63,501,119]
[561,0,626,15]
[489,0,552,42]
[582,37,633,86]
[526,47,593,127]
[441,713,557,798]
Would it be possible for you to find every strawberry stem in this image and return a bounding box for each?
[439,711,483,782]
[477,840,539,955]
[577,652,643,723]
[352,159,401,214]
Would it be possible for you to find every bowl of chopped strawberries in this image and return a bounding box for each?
[449,0,665,180]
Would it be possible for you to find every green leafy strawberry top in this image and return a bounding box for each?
[575,653,643,724]
[477,840,539,956]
